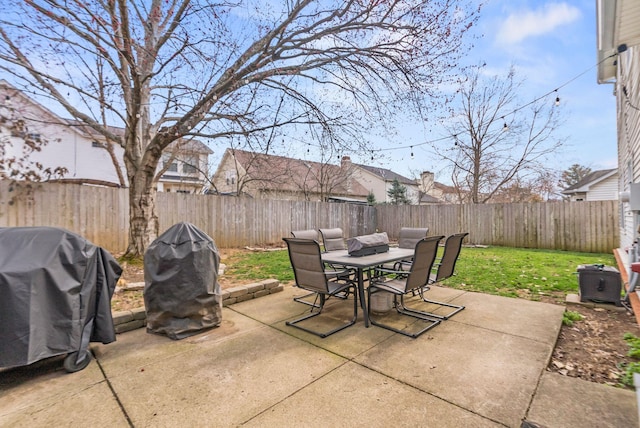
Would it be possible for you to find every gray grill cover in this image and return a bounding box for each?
[347,232,390,256]
[144,222,222,340]
[0,227,121,368]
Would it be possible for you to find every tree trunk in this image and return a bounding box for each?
[125,167,159,258]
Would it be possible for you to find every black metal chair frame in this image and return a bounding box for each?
[416,232,468,320]
[367,236,444,338]
[284,238,358,338]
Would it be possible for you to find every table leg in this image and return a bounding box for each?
[357,267,369,327]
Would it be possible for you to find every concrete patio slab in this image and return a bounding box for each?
[100,326,347,427]
[355,319,554,427]
[2,286,637,428]
[527,371,638,428]
[244,361,503,428]
[0,356,128,427]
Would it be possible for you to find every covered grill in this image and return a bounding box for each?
[144,222,222,340]
[0,227,121,372]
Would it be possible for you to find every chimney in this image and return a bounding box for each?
[420,171,434,193]
[341,155,352,169]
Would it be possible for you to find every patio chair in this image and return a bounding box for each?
[416,232,468,320]
[388,227,429,271]
[318,227,351,279]
[290,230,322,307]
[319,228,346,252]
[291,229,319,241]
[283,238,358,338]
[367,235,445,338]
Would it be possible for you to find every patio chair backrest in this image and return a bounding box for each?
[398,227,429,249]
[405,236,443,292]
[434,233,468,282]
[319,228,346,251]
[283,238,329,294]
[291,229,319,241]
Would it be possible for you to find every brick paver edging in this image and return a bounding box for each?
[112,279,283,334]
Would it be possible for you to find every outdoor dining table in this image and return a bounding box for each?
[321,247,415,327]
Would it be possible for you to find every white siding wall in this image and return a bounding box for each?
[0,96,125,185]
[618,45,640,249]
[586,174,619,201]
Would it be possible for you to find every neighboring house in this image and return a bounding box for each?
[0,81,125,187]
[597,0,640,248]
[0,81,211,193]
[349,159,421,204]
[212,148,369,202]
[416,171,461,204]
[158,139,213,193]
[561,169,619,202]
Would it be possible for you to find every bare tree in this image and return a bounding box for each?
[560,164,592,189]
[436,65,564,204]
[0,0,478,256]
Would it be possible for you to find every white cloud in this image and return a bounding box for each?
[496,3,581,45]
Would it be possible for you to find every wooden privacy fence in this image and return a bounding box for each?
[0,182,619,254]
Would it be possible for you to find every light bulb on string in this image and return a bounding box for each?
[410,146,414,159]
[502,117,508,131]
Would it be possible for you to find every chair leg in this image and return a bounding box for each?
[293,291,321,307]
[414,287,465,320]
[367,288,440,338]
[286,289,357,338]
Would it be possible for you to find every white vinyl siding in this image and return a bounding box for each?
[617,44,640,248]
[586,175,619,201]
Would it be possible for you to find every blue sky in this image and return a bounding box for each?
[349,0,618,182]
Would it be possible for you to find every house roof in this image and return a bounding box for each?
[68,119,213,154]
[166,139,213,154]
[419,193,441,204]
[225,149,369,197]
[355,164,415,185]
[562,168,618,194]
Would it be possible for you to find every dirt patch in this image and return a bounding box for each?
[112,249,640,390]
[548,304,639,389]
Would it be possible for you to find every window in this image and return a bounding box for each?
[225,171,236,186]
[27,133,42,142]
[182,156,198,173]
[92,141,102,148]
[164,161,178,172]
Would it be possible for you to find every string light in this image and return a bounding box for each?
[256,51,619,163]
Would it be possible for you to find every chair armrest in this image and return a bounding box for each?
[325,268,355,279]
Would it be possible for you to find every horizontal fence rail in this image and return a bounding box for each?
[0,182,619,254]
